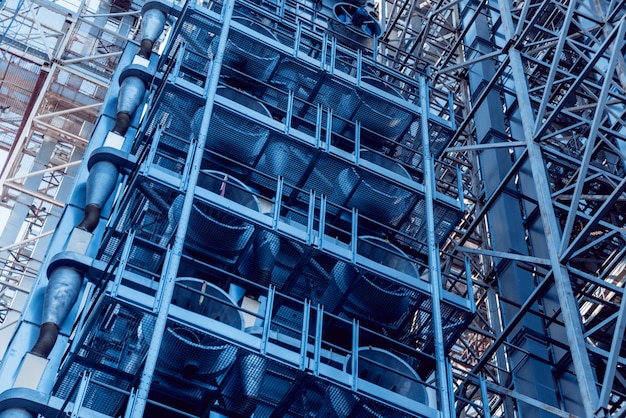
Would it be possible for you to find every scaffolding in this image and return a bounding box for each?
[0,0,623,416]
[0,0,143,358]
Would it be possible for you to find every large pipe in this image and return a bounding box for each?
[138,6,167,58]
[238,230,280,287]
[78,70,148,231]
[191,87,271,165]
[77,160,119,232]
[324,236,414,324]
[222,352,267,417]
[112,75,148,136]
[30,266,84,358]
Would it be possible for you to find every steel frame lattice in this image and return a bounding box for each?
[0,0,624,416]
[0,0,142,358]
[413,0,626,416]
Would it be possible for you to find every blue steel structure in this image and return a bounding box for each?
[1,0,625,416]
[0,0,473,416]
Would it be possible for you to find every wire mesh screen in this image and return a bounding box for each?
[218,349,428,417]
[406,294,474,355]
[203,86,273,166]
[163,13,218,88]
[393,197,463,254]
[54,300,156,416]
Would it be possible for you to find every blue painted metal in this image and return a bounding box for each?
[0,0,471,416]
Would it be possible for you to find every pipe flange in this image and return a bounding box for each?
[87,147,137,174]
[119,64,158,88]
[46,252,93,279]
[141,0,180,17]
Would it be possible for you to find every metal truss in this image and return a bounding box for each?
[393,0,626,415]
[0,0,624,416]
[0,0,142,357]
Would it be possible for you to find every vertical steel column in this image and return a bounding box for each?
[496,1,601,415]
[596,266,626,410]
[420,75,451,416]
[127,1,238,416]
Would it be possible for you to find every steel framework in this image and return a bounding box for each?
[0,0,142,358]
[0,0,623,416]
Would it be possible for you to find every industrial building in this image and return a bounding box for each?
[0,0,624,416]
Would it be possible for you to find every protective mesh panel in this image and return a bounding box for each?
[184,172,262,262]
[53,301,155,416]
[407,296,473,355]
[337,164,417,227]
[393,198,462,253]
[252,139,320,195]
[429,121,453,158]
[218,350,426,417]
[326,384,420,418]
[162,10,222,86]
[203,87,272,166]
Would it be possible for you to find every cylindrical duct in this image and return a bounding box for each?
[30,266,84,357]
[191,87,271,165]
[162,278,244,378]
[328,347,427,417]
[337,150,412,225]
[223,352,268,416]
[41,266,84,326]
[211,17,280,82]
[238,230,280,287]
[77,159,119,232]
[138,7,167,58]
[84,160,119,209]
[0,409,36,418]
[117,75,147,116]
[186,171,261,257]
[325,236,414,324]
[352,77,411,146]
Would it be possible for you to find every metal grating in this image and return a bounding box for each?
[217,349,431,417]
[54,300,156,416]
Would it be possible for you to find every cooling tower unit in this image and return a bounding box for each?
[338,150,413,225]
[186,171,262,258]
[326,236,415,324]
[161,277,245,379]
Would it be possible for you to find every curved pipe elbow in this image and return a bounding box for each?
[29,322,59,358]
[77,204,100,233]
[111,112,131,136]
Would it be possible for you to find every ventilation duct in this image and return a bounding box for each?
[161,278,244,379]
[338,150,412,225]
[325,236,414,324]
[138,4,167,58]
[186,171,261,258]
